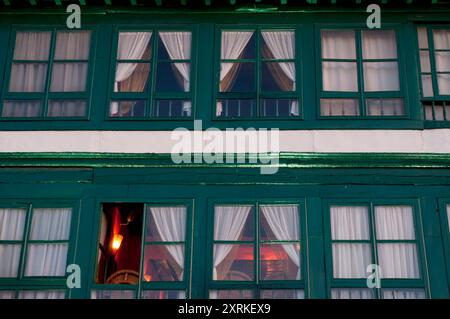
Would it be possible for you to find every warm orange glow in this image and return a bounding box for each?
[111,234,123,251]
[144,275,152,282]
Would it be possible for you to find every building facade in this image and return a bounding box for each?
[0,0,450,299]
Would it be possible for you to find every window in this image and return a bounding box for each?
[319,29,405,117]
[215,28,300,119]
[109,30,193,119]
[93,202,189,299]
[1,30,92,118]
[327,203,426,299]
[209,203,304,299]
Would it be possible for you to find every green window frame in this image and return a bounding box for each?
[206,200,306,299]
[438,199,450,291]
[89,199,192,299]
[323,199,428,299]
[213,26,302,120]
[0,26,96,120]
[106,27,195,121]
[317,26,408,119]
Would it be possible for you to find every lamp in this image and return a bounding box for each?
[111,234,123,252]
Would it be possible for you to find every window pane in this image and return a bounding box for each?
[419,51,431,73]
[421,74,434,97]
[220,62,255,92]
[154,100,192,118]
[363,62,400,91]
[156,62,190,92]
[91,290,135,299]
[366,99,404,116]
[377,243,420,278]
[320,99,360,116]
[332,243,372,278]
[54,31,91,60]
[2,100,42,117]
[433,29,450,50]
[261,62,295,92]
[158,31,191,60]
[18,290,65,299]
[383,289,426,299]
[109,100,146,117]
[25,243,68,276]
[424,104,434,120]
[221,31,255,60]
[260,99,300,117]
[331,288,374,299]
[434,104,445,121]
[0,244,21,278]
[321,30,356,59]
[114,63,151,92]
[145,206,186,242]
[210,290,254,299]
[9,63,47,92]
[322,62,358,92]
[260,290,304,299]
[260,244,300,280]
[435,51,450,72]
[14,31,51,61]
[143,245,184,281]
[0,208,26,240]
[216,99,255,118]
[375,206,415,240]
[30,208,72,240]
[0,291,15,299]
[261,31,295,59]
[417,27,429,49]
[330,206,370,240]
[213,244,253,281]
[260,205,299,241]
[362,30,397,59]
[141,290,186,299]
[48,100,87,117]
[50,63,88,92]
[117,32,152,60]
[214,205,253,241]
[437,74,450,95]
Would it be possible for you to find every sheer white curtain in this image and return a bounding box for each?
[260,205,301,279]
[320,98,359,116]
[159,32,192,115]
[375,206,420,278]
[149,207,186,280]
[383,289,426,299]
[18,290,65,299]
[331,288,374,299]
[0,208,26,278]
[330,206,372,278]
[213,205,252,280]
[261,31,298,115]
[25,208,72,277]
[433,30,450,95]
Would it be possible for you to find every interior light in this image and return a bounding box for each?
[111,234,123,251]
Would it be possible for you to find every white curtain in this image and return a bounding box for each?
[54,31,91,60]
[91,290,135,299]
[320,99,359,116]
[149,207,186,280]
[13,31,51,60]
[25,208,71,277]
[261,31,298,115]
[383,289,426,299]
[366,99,404,116]
[18,290,65,299]
[47,100,87,117]
[213,205,252,280]
[331,288,374,299]
[159,32,192,115]
[330,206,372,278]
[433,30,450,95]
[0,291,15,299]
[260,205,301,279]
[0,208,26,278]
[375,206,420,279]
[9,63,47,92]
[362,30,397,59]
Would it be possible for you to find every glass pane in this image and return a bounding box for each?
[437,74,450,95]
[417,27,429,49]
[321,30,356,59]
[9,63,47,92]
[154,100,192,118]
[260,99,300,117]
[366,99,405,116]
[330,206,370,240]
[435,51,450,72]
[260,244,300,280]
[0,244,21,278]
[261,62,295,91]
[383,289,426,299]
[114,63,151,92]
[54,31,91,60]
[220,62,255,92]
[2,100,42,117]
[377,243,420,279]
[216,99,255,118]
[50,62,88,92]
[320,99,359,116]
[210,290,254,299]
[25,243,68,276]
[363,62,400,91]
[158,31,191,60]
[213,244,254,281]
[260,290,304,299]
[332,243,372,278]
[221,31,255,60]
[362,30,397,59]
[14,31,51,61]
[434,104,445,121]
[156,62,190,92]
[141,290,186,299]
[0,208,26,240]
[18,290,65,299]
[30,208,72,240]
[419,51,431,73]
[91,290,135,299]
[261,30,295,59]
[421,74,434,97]
[109,100,146,117]
[0,291,15,299]
[375,206,415,240]
[322,62,358,92]
[214,205,253,241]
[117,32,152,60]
[145,206,186,242]
[260,204,299,241]
[143,244,184,281]
[48,100,87,117]
[424,104,434,120]
[433,29,450,50]
[331,288,374,299]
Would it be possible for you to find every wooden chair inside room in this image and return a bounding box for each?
[106,270,140,284]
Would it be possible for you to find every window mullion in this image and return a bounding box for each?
[356,30,366,117]
[137,203,149,299]
[428,27,440,98]
[42,30,57,118]
[255,202,259,285]
[256,28,261,118]
[18,204,33,280]
[147,29,158,118]
[369,203,381,299]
